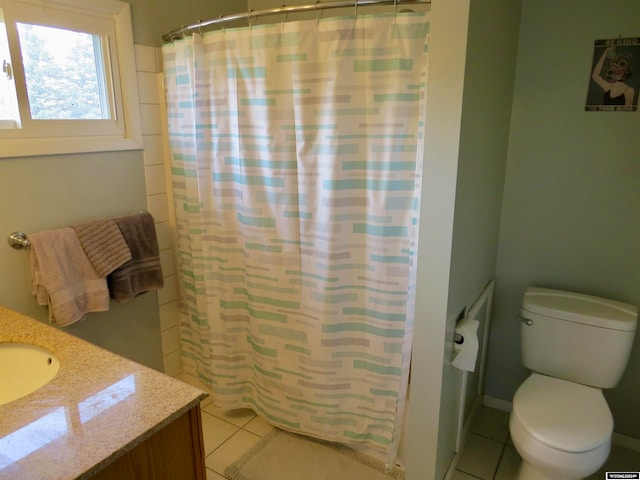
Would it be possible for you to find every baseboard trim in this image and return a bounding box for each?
[482,395,512,412]
[443,452,460,480]
[443,396,482,480]
[612,432,640,453]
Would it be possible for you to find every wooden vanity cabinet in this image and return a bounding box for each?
[91,405,206,479]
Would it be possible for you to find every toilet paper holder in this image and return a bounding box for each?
[520,316,533,326]
[452,317,480,372]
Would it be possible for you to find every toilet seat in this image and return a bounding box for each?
[510,410,611,480]
[513,373,613,453]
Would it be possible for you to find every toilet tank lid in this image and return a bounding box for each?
[523,287,637,332]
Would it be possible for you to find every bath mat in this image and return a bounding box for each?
[224,429,404,480]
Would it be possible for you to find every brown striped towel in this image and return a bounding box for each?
[108,211,164,302]
[71,218,132,276]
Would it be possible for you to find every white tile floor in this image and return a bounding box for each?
[453,406,640,480]
[198,396,640,480]
[199,395,275,480]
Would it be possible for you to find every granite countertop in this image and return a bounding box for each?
[0,306,208,480]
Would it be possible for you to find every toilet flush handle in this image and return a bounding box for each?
[520,316,533,326]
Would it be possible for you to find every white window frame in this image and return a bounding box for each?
[0,0,142,158]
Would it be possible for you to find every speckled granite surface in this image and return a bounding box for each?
[0,306,207,480]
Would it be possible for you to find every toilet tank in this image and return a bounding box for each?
[521,287,637,389]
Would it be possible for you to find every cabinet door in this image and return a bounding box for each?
[92,406,206,479]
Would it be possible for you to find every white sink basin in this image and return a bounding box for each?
[0,343,60,405]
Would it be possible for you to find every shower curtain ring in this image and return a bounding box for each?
[219,15,225,32]
[353,0,358,20]
[315,0,321,26]
[394,0,398,17]
[248,9,255,28]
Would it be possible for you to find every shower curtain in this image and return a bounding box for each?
[162,11,429,467]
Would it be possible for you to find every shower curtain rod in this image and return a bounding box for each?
[162,0,430,42]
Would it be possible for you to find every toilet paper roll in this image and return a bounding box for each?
[452,317,479,372]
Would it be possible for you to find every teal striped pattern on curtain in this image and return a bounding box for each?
[162,12,429,467]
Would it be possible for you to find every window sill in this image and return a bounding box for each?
[0,134,143,158]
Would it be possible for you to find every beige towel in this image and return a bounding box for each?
[29,227,110,326]
[108,212,164,302]
[71,218,132,276]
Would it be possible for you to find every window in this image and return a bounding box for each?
[0,0,142,157]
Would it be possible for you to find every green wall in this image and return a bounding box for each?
[0,152,164,370]
[488,0,640,438]
[127,0,248,46]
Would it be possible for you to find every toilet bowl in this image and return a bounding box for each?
[510,374,612,480]
[510,287,637,480]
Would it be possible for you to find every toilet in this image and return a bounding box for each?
[510,287,638,480]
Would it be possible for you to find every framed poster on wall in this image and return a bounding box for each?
[586,37,640,112]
